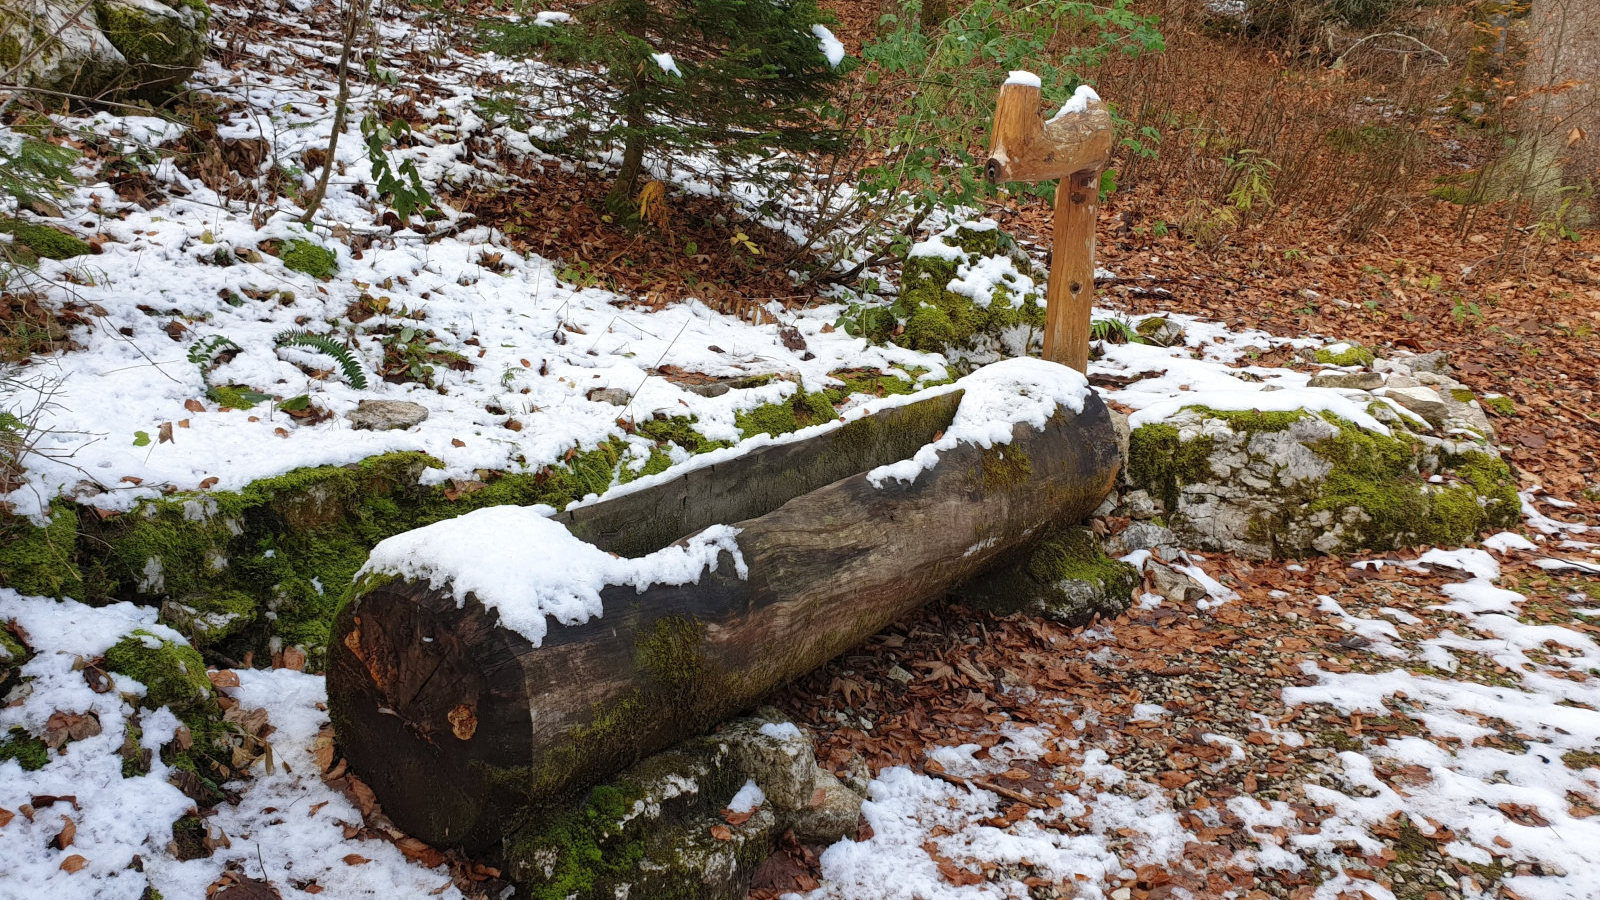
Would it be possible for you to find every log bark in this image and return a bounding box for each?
[328,390,1119,852]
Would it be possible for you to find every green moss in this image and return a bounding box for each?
[170,815,208,861]
[205,384,269,410]
[977,444,1032,492]
[504,783,649,900]
[1127,422,1215,512]
[94,0,207,97]
[1203,408,1308,433]
[0,504,84,598]
[824,368,917,403]
[1450,388,1476,403]
[1563,750,1600,770]
[1029,527,1138,589]
[280,239,338,279]
[0,218,90,260]
[901,304,958,352]
[104,630,216,717]
[1481,395,1516,416]
[121,719,148,778]
[1314,342,1375,367]
[734,388,837,440]
[0,726,49,770]
[1304,414,1518,550]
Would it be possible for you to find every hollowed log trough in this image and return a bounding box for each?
[328,360,1120,852]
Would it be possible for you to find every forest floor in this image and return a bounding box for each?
[1,0,1599,898]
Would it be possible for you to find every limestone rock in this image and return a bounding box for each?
[954,525,1138,626]
[94,0,209,98]
[0,0,207,100]
[1109,409,1131,477]
[1135,316,1186,347]
[1146,561,1206,604]
[1308,371,1384,391]
[346,399,428,431]
[503,712,862,900]
[1105,522,1180,558]
[1125,406,1522,558]
[586,387,631,406]
[1382,385,1449,428]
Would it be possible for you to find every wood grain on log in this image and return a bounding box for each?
[985,82,1112,186]
[328,390,1119,851]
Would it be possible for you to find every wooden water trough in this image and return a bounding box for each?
[327,360,1120,851]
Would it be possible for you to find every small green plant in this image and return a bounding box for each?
[557,259,603,289]
[373,325,468,387]
[1090,318,1141,344]
[360,114,435,221]
[1151,220,1170,238]
[1223,149,1278,217]
[1451,297,1483,327]
[274,330,369,389]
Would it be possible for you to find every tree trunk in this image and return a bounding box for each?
[1519,0,1598,218]
[606,86,650,215]
[328,387,1119,852]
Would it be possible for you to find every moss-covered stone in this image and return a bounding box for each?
[1127,406,1522,558]
[823,368,919,403]
[104,629,216,717]
[0,503,84,598]
[0,218,91,261]
[1127,422,1216,513]
[0,725,49,771]
[956,525,1138,626]
[93,0,208,99]
[280,239,338,279]
[734,387,837,440]
[841,221,1044,367]
[1314,342,1376,367]
[1481,395,1516,416]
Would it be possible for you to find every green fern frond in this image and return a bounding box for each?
[1090,318,1139,344]
[187,334,241,369]
[274,330,368,390]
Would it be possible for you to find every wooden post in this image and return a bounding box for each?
[987,74,1113,372]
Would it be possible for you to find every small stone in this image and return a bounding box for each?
[1112,888,1133,900]
[1382,386,1449,427]
[1308,371,1385,391]
[1121,489,1160,520]
[1147,561,1206,604]
[587,387,632,406]
[1385,373,1422,389]
[886,665,913,684]
[346,399,429,431]
[1118,522,1180,555]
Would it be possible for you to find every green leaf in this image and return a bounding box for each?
[133,431,151,447]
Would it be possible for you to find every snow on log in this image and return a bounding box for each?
[327,359,1119,851]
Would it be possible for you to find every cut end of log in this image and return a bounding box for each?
[987,80,1113,185]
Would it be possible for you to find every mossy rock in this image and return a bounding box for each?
[0,503,85,598]
[1314,341,1376,367]
[0,217,91,261]
[104,629,216,717]
[955,524,1138,626]
[1126,406,1522,558]
[838,221,1044,367]
[734,387,837,440]
[280,238,338,279]
[0,0,128,97]
[93,0,209,100]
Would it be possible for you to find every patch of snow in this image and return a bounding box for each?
[1004,70,1042,88]
[359,506,746,646]
[727,779,765,814]
[813,25,845,67]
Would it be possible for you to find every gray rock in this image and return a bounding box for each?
[1382,385,1449,427]
[346,399,429,431]
[1308,371,1385,391]
[503,711,861,900]
[1121,489,1160,520]
[788,771,863,844]
[1146,561,1206,604]
[0,0,207,100]
[954,526,1138,626]
[1109,409,1131,478]
[1119,522,1181,556]
[1136,316,1186,347]
[586,387,632,406]
[1439,391,1496,442]
[1124,406,1521,558]
[1384,373,1423,389]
